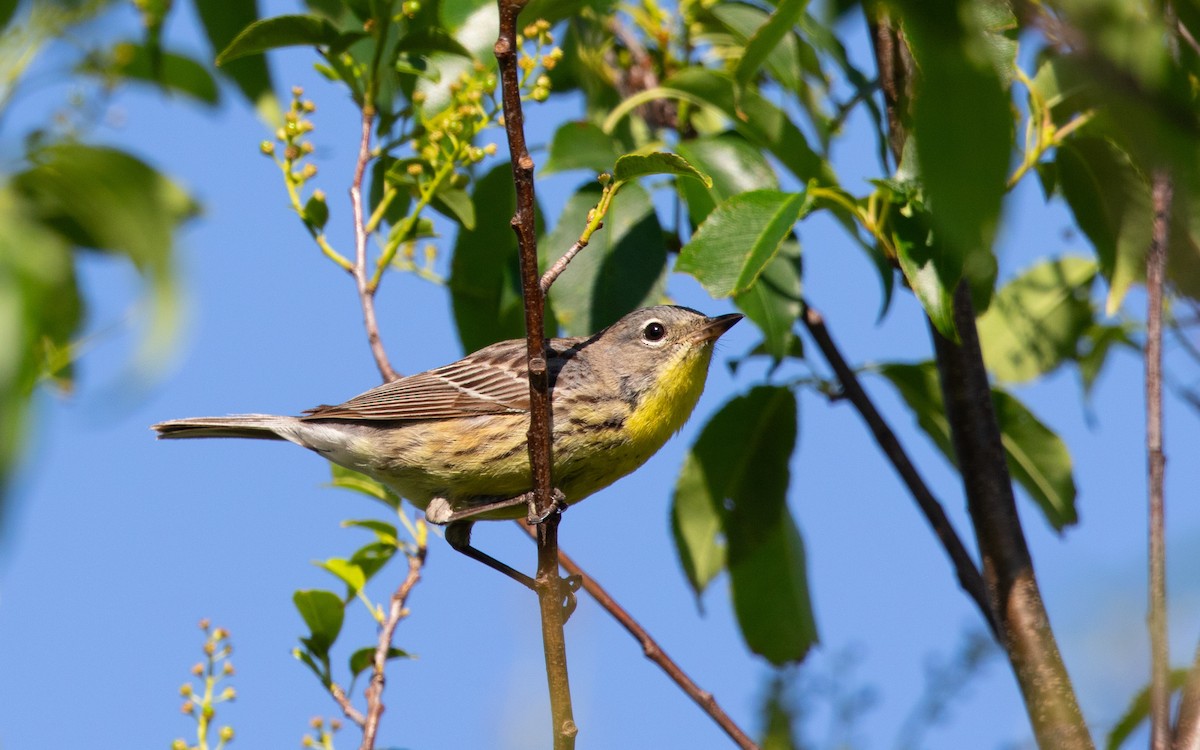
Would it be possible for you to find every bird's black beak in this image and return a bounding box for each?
[696,313,743,342]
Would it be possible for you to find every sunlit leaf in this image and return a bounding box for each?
[216,14,345,65]
[734,0,808,92]
[733,240,802,361]
[317,557,367,595]
[349,646,410,679]
[541,181,666,336]
[542,121,620,175]
[676,134,779,228]
[977,256,1097,383]
[293,589,345,655]
[678,190,805,298]
[612,152,711,187]
[328,463,398,508]
[195,0,277,119]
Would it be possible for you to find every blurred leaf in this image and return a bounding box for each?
[349,646,410,679]
[13,143,195,372]
[541,181,666,336]
[678,190,804,298]
[977,256,1097,383]
[216,14,345,65]
[672,386,816,664]
[542,121,620,175]
[613,152,711,187]
[1055,137,1150,314]
[1106,669,1190,750]
[1079,322,1137,395]
[449,164,552,350]
[0,0,16,32]
[877,362,1078,530]
[430,185,475,230]
[195,0,278,120]
[992,387,1077,529]
[317,557,367,595]
[734,0,808,92]
[80,42,219,105]
[349,541,397,582]
[662,69,830,185]
[760,675,802,750]
[898,0,1012,274]
[328,463,398,508]
[342,519,400,546]
[734,240,802,361]
[676,133,778,228]
[703,2,802,93]
[293,589,345,654]
[303,192,329,230]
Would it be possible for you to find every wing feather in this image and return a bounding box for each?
[302,336,586,422]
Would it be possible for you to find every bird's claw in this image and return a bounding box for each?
[526,488,567,525]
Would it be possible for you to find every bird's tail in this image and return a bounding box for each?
[152,414,297,441]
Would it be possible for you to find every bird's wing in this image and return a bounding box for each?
[302,337,584,421]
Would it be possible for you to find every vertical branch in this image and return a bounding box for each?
[865,13,1093,749]
[931,292,1091,750]
[1175,642,1200,750]
[351,108,399,382]
[1148,170,1172,750]
[360,545,426,750]
[494,2,576,748]
[799,303,999,638]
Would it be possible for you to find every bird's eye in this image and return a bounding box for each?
[643,321,666,342]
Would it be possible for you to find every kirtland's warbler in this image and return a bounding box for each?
[153,305,741,587]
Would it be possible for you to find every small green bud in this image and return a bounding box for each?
[199,619,210,631]
[597,172,611,185]
[522,23,538,37]
[180,683,194,697]
[223,662,235,675]
[259,140,275,156]
[312,189,326,203]
[301,164,318,179]
[172,739,189,750]
[291,85,304,98]
[483,143,497,156]
[181,701,195,715]
[220,687,237,701]
[536,75,551,89]
[219,726,235,742]
[191,662,204,676]
[301,142,315,155]
[402,0,420,15]
[302,100,316,113]
[301,737,315,748]
[406,162,424,177]
[202,704,215,720]
[309,717,324,730]
[531,87,549,102]
[329,719,342,732]
[412,91,427,106]
[275,127,287,142]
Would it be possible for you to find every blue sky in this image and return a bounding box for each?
[2,3,1199,749]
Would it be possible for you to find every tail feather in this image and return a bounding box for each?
[152,414,295,441]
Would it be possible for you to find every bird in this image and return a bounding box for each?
[153,305,742,589]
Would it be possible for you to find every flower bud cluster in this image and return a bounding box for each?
[172,620,237,750]
[300,717,342,749]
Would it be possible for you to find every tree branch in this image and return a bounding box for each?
[350,107,398,382]
[495,2,576,747]
[360,545,426,750]
[1175,641,1200,749]
[1148,169,1172,750]
[931,289,1091,750]
[799,302,999,638]
[514,523,759,749]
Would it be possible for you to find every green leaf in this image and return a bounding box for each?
[675,133,779,228]
[876,181,959,339]
[734,0,808,92]
[992,388,1078,530]
[448,164,552,350]
[541,181,666,336]
[342,519,400,546]
[541,121,620,175]
[877,362,1078,530]
[1055,137,1150,314]
[194,0,277,119]
[1078,322,1137,396]
[977,256,1097,383]
[705,3,803,93]
[899,0,1012,270]
[12,143,196,372]
[349,646,411,679]
[660,69,830,185]
[678,190,805,299]
[672,386,816,664]
[303,192,329,230]
[317,557,367,595]
[293,589,345,655]
[733,240,802,361]
[430,186,476,230]
[1106,669,1190,750]
[349,541,397,582]
[612,152,711,187]
[80,43,219,105]
[216,14,342,65]
[328,463,398,508]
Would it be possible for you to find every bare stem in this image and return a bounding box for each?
[351,107,399,382]
[1175,641,1200,749]
[495,0,576,746]
[799,302,999,638]
[330,684,367,728]
[360,546,426,750]
[516,523,759,750]
[1148,169,1172,750]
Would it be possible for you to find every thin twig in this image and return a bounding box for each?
[494,1,576,747]
[330,684,367,728]
[540,239,587,292]
[360,546,426,750]
[350,107,399,382]
[799,302,999,638]
[1148,169,1172,750]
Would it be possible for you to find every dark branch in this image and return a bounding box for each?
[494,2,576,747]
[800,302,999,638]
